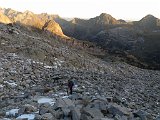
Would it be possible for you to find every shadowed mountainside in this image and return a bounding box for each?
[54,13,160,70]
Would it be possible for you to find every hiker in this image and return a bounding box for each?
[67,78,74,95]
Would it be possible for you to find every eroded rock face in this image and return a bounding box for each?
[0,12,12,24]
[1,8,65,36]
[42,20,64,36]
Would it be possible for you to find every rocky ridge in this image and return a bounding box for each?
[1,8,160,70]
[55,13,160,70]
[134,14,160,30]
[0,8,65,37]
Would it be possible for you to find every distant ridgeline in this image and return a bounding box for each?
[0,7,160,69]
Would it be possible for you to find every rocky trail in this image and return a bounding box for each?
[0,50,160,120]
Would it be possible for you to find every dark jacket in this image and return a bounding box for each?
[68,80,74,88]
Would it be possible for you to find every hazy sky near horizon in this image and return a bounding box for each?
[0,0,159,20]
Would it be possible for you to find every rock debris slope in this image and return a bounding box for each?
[0,22,160,120]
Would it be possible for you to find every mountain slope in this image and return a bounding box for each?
[134,14,160,30]
[53,13,121,40]
[89,13,119,25]
[0,22,160,120]
[54,13,160,69]
[42,20,64,36]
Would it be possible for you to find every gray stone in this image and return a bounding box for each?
[101,118,114,120]
[54,98,74,109]
[133,110,148,120]
[39,108,49,115]
[71,107,81,120]
[108,103,131,116]
[70,93,82,100]
[80,114,92,120]
[18,104,37,114]
[39,103,51,108]
[92,100,107,111]
[54,109,63,119]
[0,111,5,116]
[114,114,128,120]
[17,118,28,120]
[35,114,42,120]
[39,103,52,115]
[82,107,104,119]
[62,107,70,116]
[41,113,56,120]
[0,101,9,108]
[156,116,160,120]
[113,96,122,104]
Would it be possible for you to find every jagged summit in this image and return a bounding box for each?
[140,14,158,23]
[70,18,80,24]
[89,13,119,25]
[99,13,112,18]
[118,19,126,24]
[142,14,157,19]
[23,10,34,15]
[42,20,64,36]
[70,18,86,25]
[137,14,160,29]
[38,13,60,20]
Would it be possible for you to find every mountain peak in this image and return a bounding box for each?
[137,14,159,29]
[90,13,119,25]
[24,10,34,15]
[70,18,81,24]
[99,13,114,20]
[99,13,110,17]
[140,14,158,23]
[143,14,156,19]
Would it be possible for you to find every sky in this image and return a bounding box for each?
[0,0,159,20]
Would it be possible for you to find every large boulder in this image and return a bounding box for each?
[133,110,149,120]
[18,104,37,114]
[41,113,57,120]
[53,98,75,109]
[156,116,160,120]
[71,106,81,120]
[39,103,52,115]
[81,107,104,119]
[107,103,131,117]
